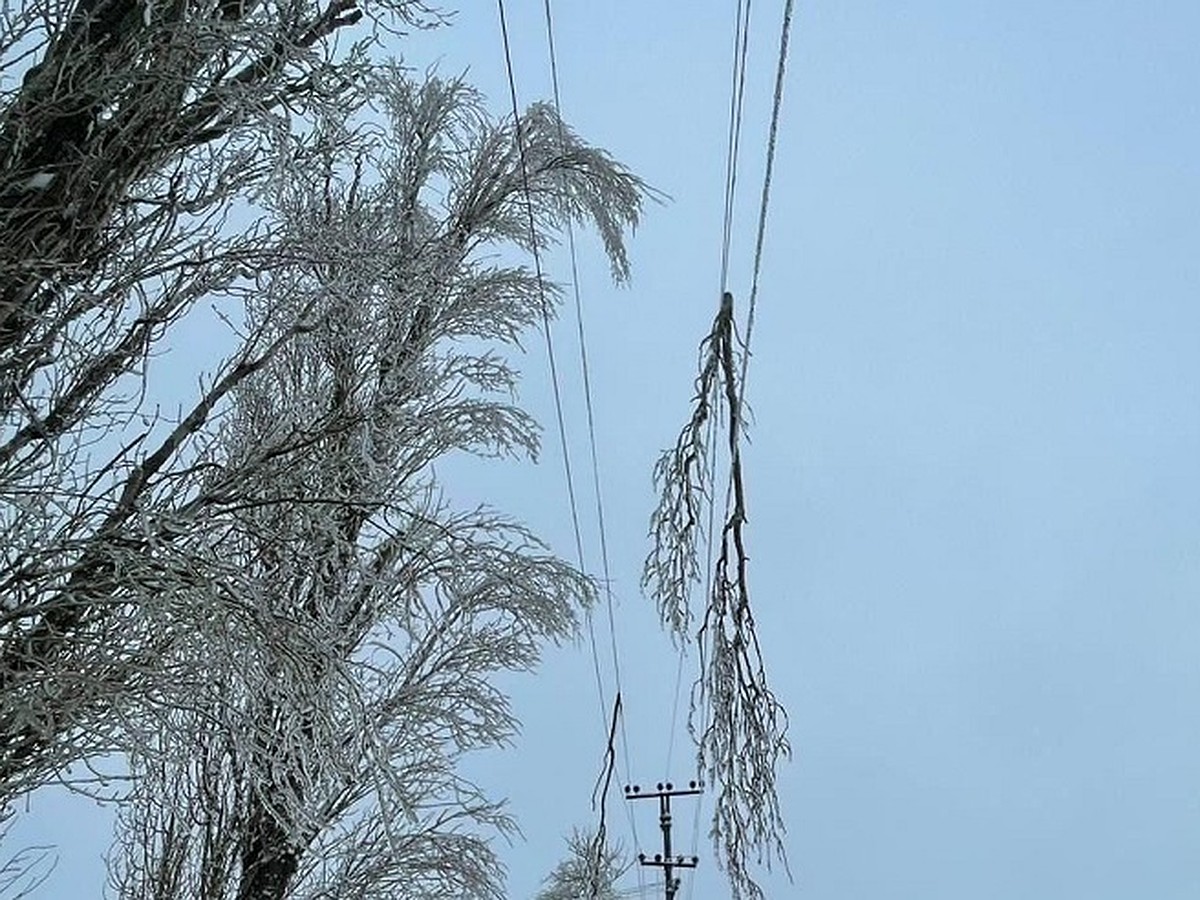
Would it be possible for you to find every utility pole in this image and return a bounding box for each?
[625,780,702,900]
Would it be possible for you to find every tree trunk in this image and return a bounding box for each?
[236,800,301,900]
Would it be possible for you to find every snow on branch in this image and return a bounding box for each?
[535,828,628,900]
[643,292,790,900]
[105,67,652,900]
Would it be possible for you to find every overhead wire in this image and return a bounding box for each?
[493,0,590,650]
[663,634,687,777]
[498,0,646,894]
[540,2,646,894]
[494,0,611,784]
[673,3,759,893]
[498,0,798,894]
[539,0,630,765]
[738,0,797,397]
[719,0,754,295]
[684,393,723,900]
[688,2,799,897]
[667,0,754,793]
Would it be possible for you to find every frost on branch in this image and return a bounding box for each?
[0,828,54,900]
[642,293,790,900]
[535,829,627,900]
[0,0,443,808]
[107,70,650,900]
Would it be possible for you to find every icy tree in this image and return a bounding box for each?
[0,828,53,900]
[105,72,649,900]
[534,830,628,900]
[0,0,444,810]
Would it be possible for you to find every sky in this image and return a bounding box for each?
[9,2,1200,898]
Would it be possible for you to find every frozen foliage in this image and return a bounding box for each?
[535,829,627,900]
[643,293,790,900]
[0,829,54,900]
[0,0,441,809]
[105,72,650,900]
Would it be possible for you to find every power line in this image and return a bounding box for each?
[494,0,611,721]
[539,2,646,894]
[494,0,615,787]
[738,0,797,396]
[719,0,754,295]
[498,2,647,894]
[684,368,723,900]
[539,0,627,736]
[494,0,587,599]
[691,3,800,897]
[668,0,757,813]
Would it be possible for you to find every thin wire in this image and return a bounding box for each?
[495,0,612,750]
[679,5,758,895]
[588,691,622,898]
[540,0,627,748]
[663,637,687,777]
[696,6,799,896]
[672,0,753,796]
[540,2,645,893]
[738,0,796,396]
[719,0,754,295]
[684,389,724,900]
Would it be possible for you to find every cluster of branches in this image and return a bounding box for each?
[0,0,658,892]
[643,292,790,900]
[534,829,628,900]
[1,0,791,892]
[0,0,442,808]
[106,74,648,899]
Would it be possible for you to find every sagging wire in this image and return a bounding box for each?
[720,0,754,295]
[738,0,796,398]
[495,0,611,833]
[539,3,646,895]
[684,373,723,900]
[698,2,801,895]
[498,2,648,896]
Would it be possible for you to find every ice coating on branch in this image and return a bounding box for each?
[105,70,652,900]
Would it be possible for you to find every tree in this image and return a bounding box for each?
[534,830,628,900]
[0,0,439,809]
[104,71,649,900]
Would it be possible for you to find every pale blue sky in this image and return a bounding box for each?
[10,2,1200,898]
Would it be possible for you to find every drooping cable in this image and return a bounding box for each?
[737,0,796,397]
[540,3,645,894]
[684,373,724,900]
[719,0,754,295]
[494,0,609,716]
[494,0,618,796]
[663,633,687,777]
[540,0,626,754]
[666,0,754,798]
[686,3,798,895]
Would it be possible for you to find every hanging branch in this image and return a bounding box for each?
[642,297,728,640]
[587,692,622,900]
[643,292,790,900]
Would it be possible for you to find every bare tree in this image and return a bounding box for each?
[105,71,650,900]
[0,0,440,810]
